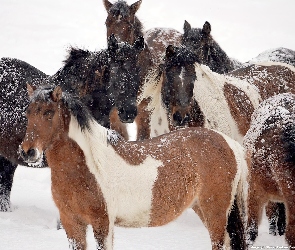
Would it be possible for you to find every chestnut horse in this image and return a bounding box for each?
[0,34,144,211]
[244,93,295,247]
[20,84,249,250]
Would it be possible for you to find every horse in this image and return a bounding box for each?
[0,34,144,211]
[20,84,249,250]
[139,46,295,236]
[0,57,48,211]
[243,93,295,247]
[140,45,295,142]
[182,20,242,74]
[103,0,182,140]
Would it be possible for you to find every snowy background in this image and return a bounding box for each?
[0,0,293,249]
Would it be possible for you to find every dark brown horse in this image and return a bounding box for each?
[182,20,241,74]
[20,84,248,250]
[244,93,295,247]
[0,34,144,211]
[0,58,48,211]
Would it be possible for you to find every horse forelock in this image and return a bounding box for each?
[109,0,131,18]
[165,46,199,67]
[29,84,56,102]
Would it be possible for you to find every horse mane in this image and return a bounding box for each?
[62,47,109,72]
[108,0,144,38]
[63,47,92,67]
[165,46,199,67]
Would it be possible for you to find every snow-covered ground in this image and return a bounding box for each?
[0,0,294,249]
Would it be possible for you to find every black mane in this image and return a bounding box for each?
[165,45,199,68]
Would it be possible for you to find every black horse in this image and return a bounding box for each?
[0,34,144,211]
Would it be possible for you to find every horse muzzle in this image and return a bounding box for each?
[118,105,137,123]
[172,111,190,127]
[18,146,44,168]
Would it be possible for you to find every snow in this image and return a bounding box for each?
[0,0,294,249]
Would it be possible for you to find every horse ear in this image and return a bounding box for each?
[183,20,191,34]
[202,21,211,35]
[130,0,142,15]
[107,34,118,53]
[133,36,145,51]
[27,83,36,98]
[51,86,63,102]
[103,0,113,12]
[166,45,176,59]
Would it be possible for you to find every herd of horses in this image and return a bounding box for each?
[1,0,295,249]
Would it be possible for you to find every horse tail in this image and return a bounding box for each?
[282,123,295,165]
[226,146,249,250]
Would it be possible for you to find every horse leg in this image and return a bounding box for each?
[60,213,87,250]
[91,216,113,250]
[285,197,295,247]
[0,156,17,212]
[265,201,286,236]
[246,186,266,247]
[197,197,229,250]
[135,98,151,140]
[109,108,129,140]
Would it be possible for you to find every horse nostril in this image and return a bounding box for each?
[27,148,37,158]
[183,114,190,123]
[173,111,182,124]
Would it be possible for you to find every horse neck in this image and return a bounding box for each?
[68,114,124,178]
[137,45,154,93]
[209,41,234,73]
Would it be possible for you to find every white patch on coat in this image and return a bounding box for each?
[138,69,169,138]
[68,115,163,229]
[194,63,262,144]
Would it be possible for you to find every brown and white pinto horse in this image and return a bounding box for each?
[140,47,295,235]
[244,93,295,247]
[141,46,295,143]
[20,84,248,250]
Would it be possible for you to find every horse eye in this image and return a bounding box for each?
[43,110,54,120]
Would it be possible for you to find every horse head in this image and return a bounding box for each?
[104,0,143,44]
[182,20,234,74]
[161,45,198,128]
[19,85,71,166]
[107,34,144,123]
